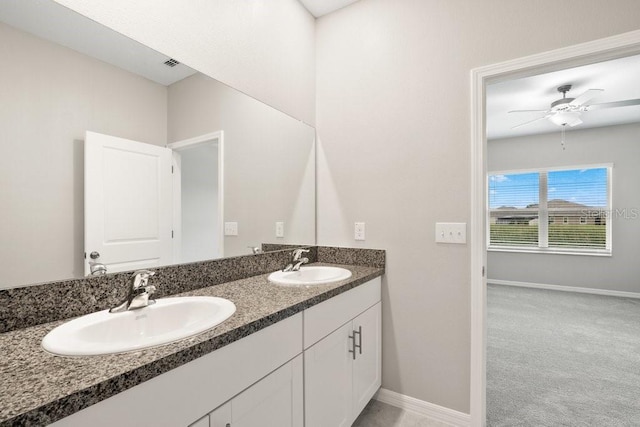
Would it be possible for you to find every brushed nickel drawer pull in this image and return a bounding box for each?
[348,332,356,360]
[353,326,362,354]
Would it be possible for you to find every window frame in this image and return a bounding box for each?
[487,164,612,256]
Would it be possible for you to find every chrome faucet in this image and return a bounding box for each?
[283,249,310,272]
[109,270,157,313]
[89,261,107,276]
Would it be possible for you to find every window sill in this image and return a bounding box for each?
[487,246,612,257]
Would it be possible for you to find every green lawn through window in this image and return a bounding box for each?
[490,224,606,248]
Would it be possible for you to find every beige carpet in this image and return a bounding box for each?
[487,284,640,426]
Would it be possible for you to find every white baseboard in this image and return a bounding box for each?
[488,279,640,299]
[374,388,471,427]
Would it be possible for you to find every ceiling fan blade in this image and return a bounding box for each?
[587,98,640,110]
[569,88,604,106]
[511,116,549,129]
[508,109,548,113]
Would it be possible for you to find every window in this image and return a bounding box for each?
[488,166,610,254]
[488,172,539,247]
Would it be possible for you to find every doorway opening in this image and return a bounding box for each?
[470,31,640,427]
[168,131,224,263]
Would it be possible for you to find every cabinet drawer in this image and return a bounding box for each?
[303,277,381,349]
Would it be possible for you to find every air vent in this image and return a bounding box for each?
[163,58,180,67]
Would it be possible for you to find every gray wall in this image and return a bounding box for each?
[315,0,640,414]
[0,22,167,288]
[181,144,219,263]
[488,123,640,292]
[167,74,316,257]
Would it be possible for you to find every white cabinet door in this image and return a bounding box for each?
[352,302,382,420]
[304,322,354,427]
[304,302,382,427]
[210,355,303,427]
[84,131,173,275]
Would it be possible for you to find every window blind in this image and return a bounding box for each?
[489,172,539,247]
[547,168,607,249]
[488,167,610,252]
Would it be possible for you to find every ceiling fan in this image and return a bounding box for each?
[509,84,640,129]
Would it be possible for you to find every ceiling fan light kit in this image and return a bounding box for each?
[549,111,582,127]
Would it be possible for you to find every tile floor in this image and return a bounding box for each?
[352,400,452,427]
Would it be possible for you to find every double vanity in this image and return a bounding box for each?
[0,3,382,426]
[0,246,384,426]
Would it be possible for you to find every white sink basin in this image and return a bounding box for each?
[42,296,236,356]
[268,266,352,286]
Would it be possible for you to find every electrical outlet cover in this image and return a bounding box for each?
[224,222,238,236]
[354,222,366,241]
[275,221,284,238]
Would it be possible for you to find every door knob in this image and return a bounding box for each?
[90,251,100,259]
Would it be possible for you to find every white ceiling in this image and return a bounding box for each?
[487,54,640,140]
[297,0,360,17]
[0,0,196,86]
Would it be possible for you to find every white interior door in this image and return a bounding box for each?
[84,131,172,275]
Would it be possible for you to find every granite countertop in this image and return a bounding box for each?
[0,262,383,426]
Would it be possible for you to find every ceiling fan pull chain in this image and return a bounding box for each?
[561,125,566,150]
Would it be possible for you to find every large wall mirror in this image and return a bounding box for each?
[0,0,316,289]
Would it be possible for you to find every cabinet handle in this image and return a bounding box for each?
[354,326,362,355]
[348,332,356,360]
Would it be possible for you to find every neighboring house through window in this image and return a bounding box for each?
[488,166,611,254]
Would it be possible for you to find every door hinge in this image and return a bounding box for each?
[171,165,174,174]
[171,230,174,238]
[482,266,485,277]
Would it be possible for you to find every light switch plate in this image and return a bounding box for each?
[435,222,466,244]
[275,221,284,238]
[224,222,238,236]
[355,222,366,241]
